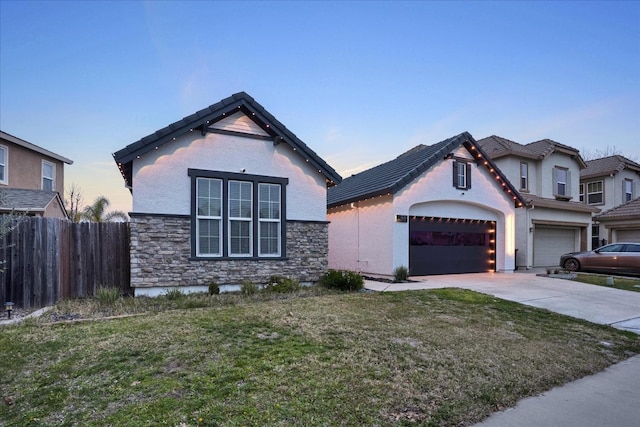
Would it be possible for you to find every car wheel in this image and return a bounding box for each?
[563,258,580,272]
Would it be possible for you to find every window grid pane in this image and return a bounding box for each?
[457,163,466,188]
[229,181,252,219]
[196,178,222,255]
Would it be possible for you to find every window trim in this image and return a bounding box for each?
[579,183,585,203]
[42,160,55,191]
[520,162,529,191]
[189,169,288,260]
[586,180,604,205]
[452,158,472,190]
[195,177,223,257]
[553,166,570,199]
[228,180,253,257]
[624,179,633,202]
[0,145,7,185]
[258,183,282,257]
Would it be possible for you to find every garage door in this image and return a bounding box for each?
[533,227,576,267]
[409,216,495,275]
[617,229,640,242]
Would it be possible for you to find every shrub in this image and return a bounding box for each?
[393,265,409,282]
[319,270,364,291]
[208,281,220,295]
[264,275,300,293]
[241,280,259,295]
[164,288,185,300]
[95,286,119,305]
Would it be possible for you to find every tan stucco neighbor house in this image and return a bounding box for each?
[0,131,72,218]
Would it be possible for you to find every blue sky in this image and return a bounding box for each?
[1,0,639,213]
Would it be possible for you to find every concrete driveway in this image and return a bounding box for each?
[364,272,640,333]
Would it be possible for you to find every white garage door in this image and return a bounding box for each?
[616,229,640,242]
[533,227,576,267]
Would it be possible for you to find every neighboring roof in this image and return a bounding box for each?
[523,194,600,214]
[113,92,342,189]
[0,188,67,216]
[581,155,640,180]
[594,197,640,221]
[0,130,74,164]
[477,136,587,168]
[327,132,525,208]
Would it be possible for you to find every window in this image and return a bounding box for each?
[196,178,222,256]
[624,179,633,202]
[452,160,471,190]
[0,145,6,185]
[579,183,585,203]
[190,169,287,259]
[229,181,253,256]
[42,160,55,191]
[586,181,603,205]
[520,162,528,191]
[553,167,570,198]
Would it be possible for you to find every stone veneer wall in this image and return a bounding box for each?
[129,214,328,288]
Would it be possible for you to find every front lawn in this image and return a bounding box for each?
[571,273,640,293]
[1,289,639,426]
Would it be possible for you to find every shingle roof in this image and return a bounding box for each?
[477,136,587,168]
[327,132,525,208]
[581,155,640,179]
[0,188,65,214]
[523,194,600,213]
[0,131,73,164]
[476,135,539,159]
[594,197,640,221]
[113,92,342,189]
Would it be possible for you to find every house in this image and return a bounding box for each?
[580,155,640,246]
[477,136,599,269]
[112,92,342,296]
[592,197,640,242]
[327,132,525,276]
[0,130,73,218]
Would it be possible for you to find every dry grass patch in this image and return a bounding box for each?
[1,288,639,426]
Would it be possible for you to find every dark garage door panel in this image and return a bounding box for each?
[409,217,494,275]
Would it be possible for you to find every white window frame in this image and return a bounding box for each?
[228,180,253,257]
[457,162,467,189]
[553,167,569,198]
[42,160,55,191]
[0,145,7,185]
[579,183,585,203]
[520,162,528,191]
[586,181,603,205]
[196,178,223,256]
[258,183,281,257]
[624,179,633,202]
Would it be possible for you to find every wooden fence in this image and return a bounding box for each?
[0,217,130,309]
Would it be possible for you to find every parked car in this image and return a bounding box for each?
[560,243,640,275]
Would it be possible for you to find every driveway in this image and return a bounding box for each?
[364,272,640,333]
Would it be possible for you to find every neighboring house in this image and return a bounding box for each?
[580,155,640,246]
[477,136,599,269]
[0,130,73,218]
[113,92,342,296]
[327,132,525,276]
[592,197,640,242]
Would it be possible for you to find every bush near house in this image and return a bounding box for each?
[320,269,364,291]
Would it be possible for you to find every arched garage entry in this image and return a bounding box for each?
[407,202,502,275]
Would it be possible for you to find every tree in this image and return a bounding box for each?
[82,196,128,222]
[65,183,84,223]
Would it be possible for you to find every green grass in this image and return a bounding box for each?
[571,273,640,293]
[1,288,639,426]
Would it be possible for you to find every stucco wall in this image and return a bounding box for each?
[131,131,327,221]
[1,140,65,193]
[538,152,581,200]
[328,154,519,276]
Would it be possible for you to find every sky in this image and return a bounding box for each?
[1,0,639,215]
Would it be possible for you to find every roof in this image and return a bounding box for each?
[327,132,525,208]
[0,131,74,164]
[594,197,640,221]
[477,136,587,168]
[0,188,67,216]
[523,194,600,214]
[113,92,342,189]
[581,155,640,180]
